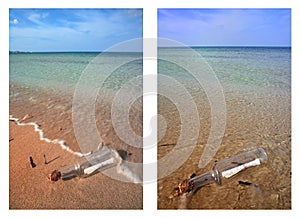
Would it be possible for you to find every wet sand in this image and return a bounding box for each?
[158,86,291,209]
[9,120,142,209]
[9,82,143,164]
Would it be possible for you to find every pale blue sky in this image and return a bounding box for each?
[158,9,291,47]
[9,9,143,52]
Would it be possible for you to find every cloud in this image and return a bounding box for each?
[28,13,49,25]
[9,9,143,51]
[10,18,19,25]
[126,9,143,17]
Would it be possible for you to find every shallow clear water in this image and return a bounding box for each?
[158,47,291,209]
[9,52,143,164]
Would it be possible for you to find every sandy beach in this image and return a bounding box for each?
[157,47,291,209]
[9,120,142,209]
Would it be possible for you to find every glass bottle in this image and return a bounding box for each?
[49,147,121,181]
[188,147,268,193]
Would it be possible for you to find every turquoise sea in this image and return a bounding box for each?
[9,52,143,163]
[158,47,291,209]
[9,47,292,208]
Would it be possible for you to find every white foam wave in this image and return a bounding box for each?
[9,114,83,157]
[10,114,142,183]
[117,162,142,184]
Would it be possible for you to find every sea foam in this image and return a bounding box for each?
[9,114,83,157]
[9,114,142,184]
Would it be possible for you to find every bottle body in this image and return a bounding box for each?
[189,147,267,191]
[212,147,267,185]
[59,148,121,180]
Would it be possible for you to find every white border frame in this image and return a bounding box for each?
[1,1,299,218]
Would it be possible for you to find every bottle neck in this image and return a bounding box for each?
[189,169,219,192]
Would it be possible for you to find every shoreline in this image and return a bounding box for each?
[9,120,143,209]
[9,81,143,164]
[9,115,83,157]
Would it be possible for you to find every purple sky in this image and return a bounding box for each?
[158,9,291,47]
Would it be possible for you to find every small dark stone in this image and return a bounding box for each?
[190,173,196,179]
[29,156,36,168]
[238,180,252,186]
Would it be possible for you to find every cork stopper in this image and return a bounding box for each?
[48,170,62,181]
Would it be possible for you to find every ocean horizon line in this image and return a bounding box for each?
[9,50,143,54]
[158,45,291,49]
[9,45,291,54]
